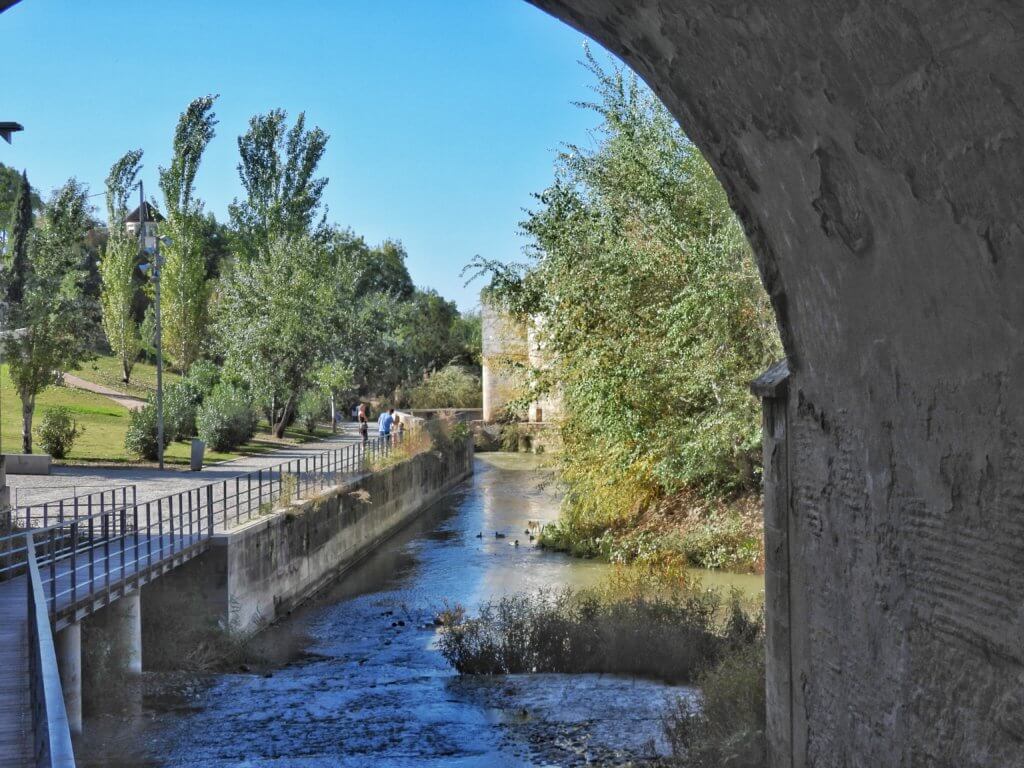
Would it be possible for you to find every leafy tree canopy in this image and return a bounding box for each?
[475,50,781,532]
[229,109,329,259]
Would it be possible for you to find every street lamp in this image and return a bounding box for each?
[137,181,169,470]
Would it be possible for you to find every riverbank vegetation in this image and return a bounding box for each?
[438,568,766,767]
[470,51,780,571]
[438,578,760,684]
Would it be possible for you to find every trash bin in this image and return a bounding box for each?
[190,439,205,471]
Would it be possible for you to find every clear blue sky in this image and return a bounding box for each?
[1,0,619,311]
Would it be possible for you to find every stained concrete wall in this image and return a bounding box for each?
[528,2,1024,765]
[146,439,473,637]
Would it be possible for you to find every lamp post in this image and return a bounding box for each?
[138,183,169,470]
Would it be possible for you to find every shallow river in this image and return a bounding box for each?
[78,454,763,767]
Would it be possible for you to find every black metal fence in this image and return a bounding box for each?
[0,433,404,619]
[12,486,137,530]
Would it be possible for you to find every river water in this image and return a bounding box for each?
[78,454,763,768]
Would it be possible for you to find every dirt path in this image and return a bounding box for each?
[62,373,147,411]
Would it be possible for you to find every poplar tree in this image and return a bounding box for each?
[6,170,34,307]
[5,180,94,453]
[159,95,218,373]
[228,109,329,261]
[99,149,143,383]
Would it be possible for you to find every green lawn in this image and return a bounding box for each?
[2,358,335,465]
[69,356,181,400]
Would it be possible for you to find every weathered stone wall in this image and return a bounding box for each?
[481,296,529,421]
[530,2,1024,765]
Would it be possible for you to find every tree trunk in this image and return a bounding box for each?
[330,393,337,434]
[21,395,34,454]
[273,395,295,439]
[122,356,133,385]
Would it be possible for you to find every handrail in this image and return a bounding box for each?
[13,485,137,530]
[26,532,76,768]
[0,432,407,619]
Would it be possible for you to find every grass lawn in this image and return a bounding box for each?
[2,358,335,466]
[69,355,181,400]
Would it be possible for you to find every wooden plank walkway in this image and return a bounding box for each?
[0,577,30,767]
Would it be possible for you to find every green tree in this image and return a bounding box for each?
[0,163,40,258]
[5,170,35,307]
[353,238,414,299]
[5,180,95,453]
[311,360,354,433]
[400,289,462,375]
[99,149,144,383]
[229,109,329,260]
[476,52,780,534]
[159,95,218,373]
[450,311,482,367]
[215,236,336,437]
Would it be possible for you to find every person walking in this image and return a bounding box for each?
[358,403,369,444]
[377,407,394,443]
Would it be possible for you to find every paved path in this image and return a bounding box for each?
[9,424,365,509]
[0,577,30,766]
[62,373,147,412]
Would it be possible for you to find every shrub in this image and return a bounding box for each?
[124,401,172,461]
[409,365,482,409]
[163,380,204,441]
[183,359,220,397]
[35,407,84,459]
[680,513,763,571]
[663,642,766,767]
[297,390,329,434]
[438,584,732,683]
[196,385,257,452]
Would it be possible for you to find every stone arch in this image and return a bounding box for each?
[531,2,1024,766]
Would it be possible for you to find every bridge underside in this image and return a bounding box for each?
[532,1,1024,765]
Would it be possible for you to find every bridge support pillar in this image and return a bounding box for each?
[107,590,142,675]
[56,622,82,735]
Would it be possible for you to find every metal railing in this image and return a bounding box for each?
[26,532,76,768]
[0,433,404,621]
[13,485,137,530]
[8,431,406,768]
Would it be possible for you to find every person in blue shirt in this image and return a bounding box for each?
[377,408,395,441]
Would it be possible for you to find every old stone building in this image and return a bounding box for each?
[480,295,561,424]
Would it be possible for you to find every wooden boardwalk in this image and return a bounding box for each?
[0,577,30,767]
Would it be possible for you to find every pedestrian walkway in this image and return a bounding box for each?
[8,424,364,509]
[61,373,147,412]
[0,577,30,766]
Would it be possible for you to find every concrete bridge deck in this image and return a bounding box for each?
[0,577,30,766]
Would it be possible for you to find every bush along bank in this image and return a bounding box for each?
[540,490,765,574]
[437,570,767,767]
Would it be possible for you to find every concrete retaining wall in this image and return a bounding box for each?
[6,453,51,475]
[145,438,473,637]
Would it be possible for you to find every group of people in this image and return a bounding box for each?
[353,403,404,444]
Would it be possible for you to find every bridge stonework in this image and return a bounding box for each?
[530,2,1024,766]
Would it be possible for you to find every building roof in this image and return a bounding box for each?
[126,202,164,223]
[0,122,24,144]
